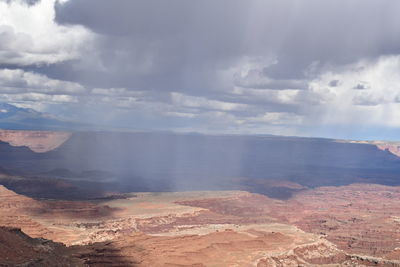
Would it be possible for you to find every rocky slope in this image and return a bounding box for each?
[0,226,83,267]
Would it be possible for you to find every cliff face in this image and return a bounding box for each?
[0,226,84,267]
[377,144,400,158]
[344,139,400,158]
[0,129,71,153]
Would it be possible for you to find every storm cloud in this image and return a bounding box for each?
[51,0,400,87]
[1,0,400,139]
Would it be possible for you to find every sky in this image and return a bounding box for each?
[1,0,400,140]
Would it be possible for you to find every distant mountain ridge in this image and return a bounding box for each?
[0,102,89,131]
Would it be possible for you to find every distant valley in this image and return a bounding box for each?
[2,129,400,266]
[1,129,400,200]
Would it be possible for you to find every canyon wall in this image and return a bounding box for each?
[0,129,71,153]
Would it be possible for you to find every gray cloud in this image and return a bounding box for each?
[2,0,400,138]
[352,94,382,106]
[49,1,400,91]
[353,82,369,90]
[2,0,40,5]
[52,0,252,92]
[234,67,308,90]
[328,80,340,87]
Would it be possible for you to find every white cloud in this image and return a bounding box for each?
[2,92,78,107]
[0,68,87,95]
[0,0,93,66]
[171,92,248,111]
[223,56,308,90]
[242,112,303,125]
[309,55,400,127]
[165,111,197,118]
[232,87,301,105]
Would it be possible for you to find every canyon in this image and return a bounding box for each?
[2,130,400,266]
[2,183,400,266]
[2,130,400,200]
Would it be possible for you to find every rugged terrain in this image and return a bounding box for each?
[2,184,400,266]
[1,130,400,265]
[0,226,84,267]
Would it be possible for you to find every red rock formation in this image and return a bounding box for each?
[377,144,400,157]
[175,184,400,262]
[0,227,84,266]
[0,129,71,152]
[0,185,115,244]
